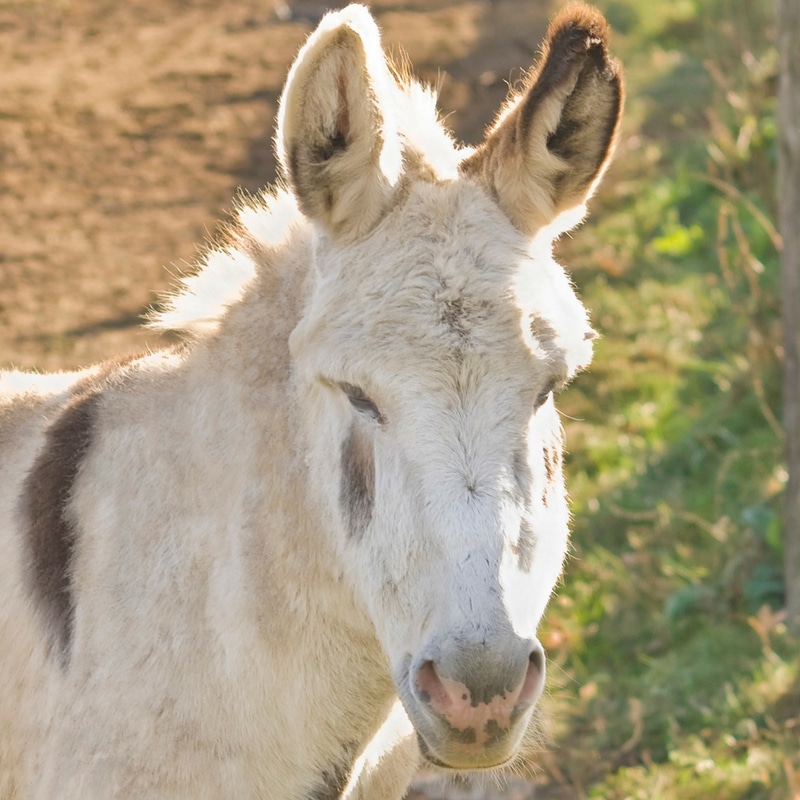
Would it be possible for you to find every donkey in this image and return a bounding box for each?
[0,4,622,798]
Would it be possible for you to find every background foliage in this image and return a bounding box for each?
[543,0,800,796]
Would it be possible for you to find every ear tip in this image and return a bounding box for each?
[544,3,625,91]
[547,3,613,54]
[549,3,611,34]
[318,3,381,41]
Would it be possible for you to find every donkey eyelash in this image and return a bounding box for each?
[340,383,383,422]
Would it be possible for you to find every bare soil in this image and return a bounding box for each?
[0,0,556,371]
[0,1,577,796]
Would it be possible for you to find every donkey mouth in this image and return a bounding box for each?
[404,676,536,770]
[415,729,521,771]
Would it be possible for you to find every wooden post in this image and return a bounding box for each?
[778,0,800,631]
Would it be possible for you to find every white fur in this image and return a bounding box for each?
[0,5,620,798]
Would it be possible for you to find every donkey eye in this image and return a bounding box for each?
[341,383,383,422]
[534,380,558,412]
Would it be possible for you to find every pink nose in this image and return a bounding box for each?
[414,647,544,738]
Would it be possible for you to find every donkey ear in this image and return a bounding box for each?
[276,5,402,242]
[460,4,623,235]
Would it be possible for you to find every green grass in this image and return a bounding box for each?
[540,0,800,796]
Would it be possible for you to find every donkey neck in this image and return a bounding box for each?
[186,234,398,792]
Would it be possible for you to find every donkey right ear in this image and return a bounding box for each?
[460,4,624,236]
[276,5,402,242]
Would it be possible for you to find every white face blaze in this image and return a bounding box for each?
[280,2,622,771]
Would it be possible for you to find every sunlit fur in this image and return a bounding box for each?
[0,4,621,798]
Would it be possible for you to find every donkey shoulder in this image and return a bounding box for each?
[0,355,150,664]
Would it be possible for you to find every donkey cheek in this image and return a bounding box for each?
[339,425,375,539]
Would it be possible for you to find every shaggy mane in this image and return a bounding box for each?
[147,189,302,335]
[149,70,460,336]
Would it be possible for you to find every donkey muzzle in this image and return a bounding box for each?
[405,637,545,769]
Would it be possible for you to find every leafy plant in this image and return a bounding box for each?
[538,0,800,796]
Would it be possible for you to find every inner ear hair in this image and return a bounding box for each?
[460,3,624,235]
[276,7,402,242]
[523,5,623,203]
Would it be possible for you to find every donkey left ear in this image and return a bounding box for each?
[276,5,402,242]
[460,4,624,236]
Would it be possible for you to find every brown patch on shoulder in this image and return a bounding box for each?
[22,390,101,666]
[20,353,137,666]
[340,424,375,539]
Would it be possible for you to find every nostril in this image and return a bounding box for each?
[415,660,454,713]
[529,645,544,675]
[518,645,546,708]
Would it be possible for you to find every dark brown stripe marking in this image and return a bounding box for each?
[542,434,564,507]
[511,450,537,571]
[514,518,536,572]
[22,391,101,666]
[340,424,375,539]
[543,442,562,484]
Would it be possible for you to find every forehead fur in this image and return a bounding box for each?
[151,21,593,379]
[296,179,593,379]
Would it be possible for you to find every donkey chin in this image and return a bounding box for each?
[395,635,546,770]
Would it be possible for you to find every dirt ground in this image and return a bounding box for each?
[1,0,576,796]
[0,0,558,371]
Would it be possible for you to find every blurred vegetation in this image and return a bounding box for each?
[543,0,800,796]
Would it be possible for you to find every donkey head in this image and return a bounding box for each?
[280,4,622,770]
